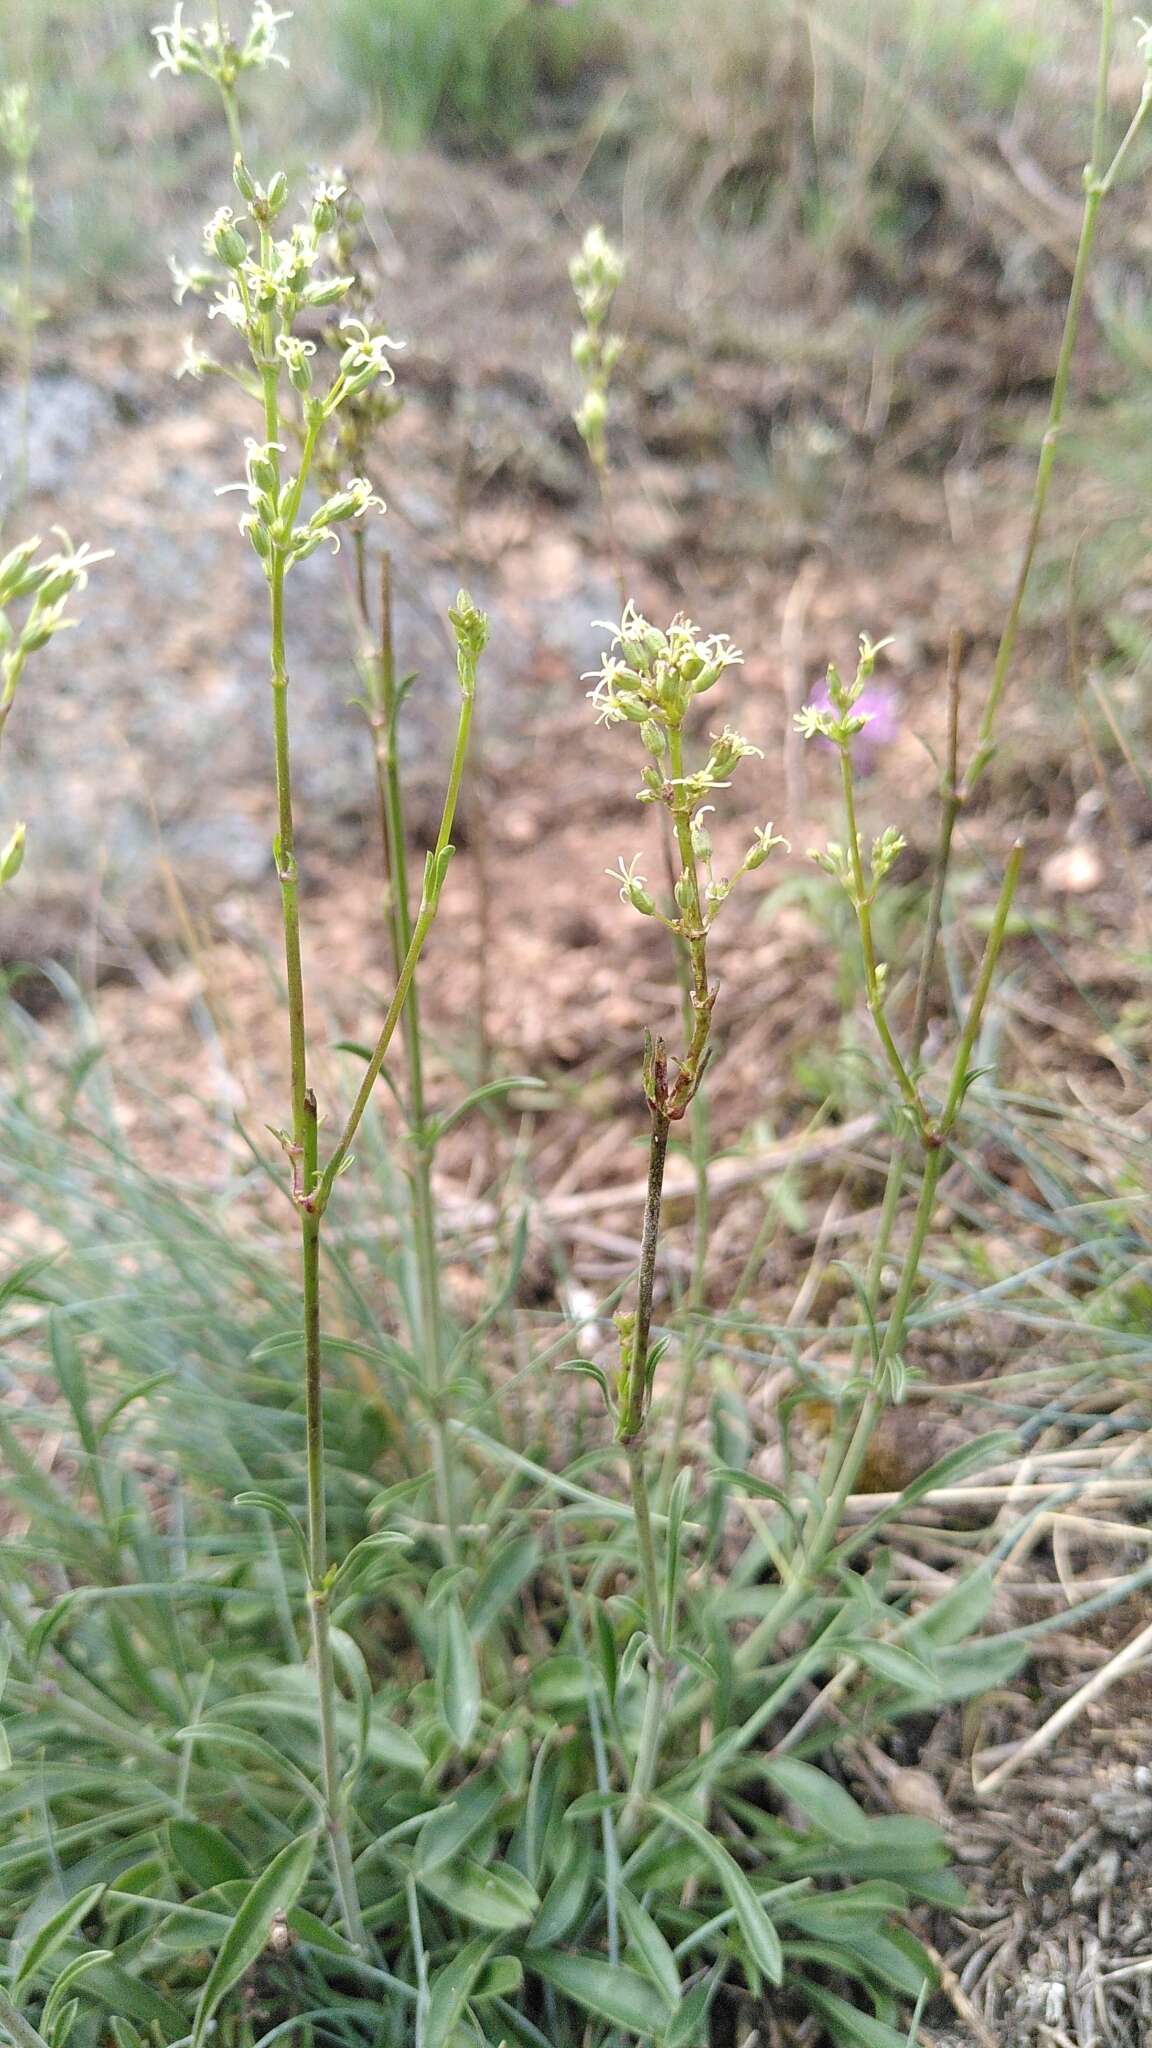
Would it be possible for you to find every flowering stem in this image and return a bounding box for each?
[617,1109,671,1448]
[358,554,458,1561]
[838,745,924,1131]
[759,841,1022,1661]
[909,631,962,1060]
[966,0,1150,793]
[255,328,366,1950]
[623,1440,671,1823]
[219,81,244,160]
[318,680,475,1208]
[660,726,714,1484]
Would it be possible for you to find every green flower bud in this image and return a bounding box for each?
[244,516,272,560]
[0,537,44,604]
[265,170,289,216]
[0,821,26,885]
[205,207,248,268]
[302,274,354,307]
[234,154,258,202]
[449,590,490,660]
[575,389,607,443]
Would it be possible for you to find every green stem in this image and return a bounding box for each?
[617,1110,671,1444]
[259,359,365,1951]
[839,746,923,1128]
[909,629,962,1060]
[218,79,245,161]
[308,1586,369,1951]
[967,1,1151,790]
[735,844,1022,1678]
[319,680,475,1207]
[624,1440,671,1820]
[359,555,458,1558]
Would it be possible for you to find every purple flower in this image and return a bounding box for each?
[811,680,899,774]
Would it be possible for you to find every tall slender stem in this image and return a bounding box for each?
[967,0,1151,790]
[359,554,458,1558]
[258,337,366,1950]
[624,1440,671,1820]
[319,681,475,1204]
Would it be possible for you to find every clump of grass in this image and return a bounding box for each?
[331,0,608,150]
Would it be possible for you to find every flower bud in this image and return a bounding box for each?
[205,206,247,269]
[243,515,272,560]
[0,821,26,885]
[265,170,289,216]
[302,274,354,307]
[639,718,665,757]
[234,154,258,202]
[0,537,44,604]
[449,590,490,661]
[247,442,280,495]
[33,566,79,606]
[575,389,607,443]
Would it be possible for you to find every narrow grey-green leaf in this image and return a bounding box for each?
[764,1758,873,1845]
[167,1820,248,1890]
[191,1831,316,2048]
[650,1802,783,1985]
[799,1982,914,2047]
[908,1560,997,1648]
[663,1467,693,1635]
[618,1886,681,2006]
[437,1597,481,1749]
[232,1492,311,1577]
[0,1989,51,2048]
[465,1534,539,1643]
[530,1952,671,2035]
[416,1772,505,1875]
[417,1857,539,1933]
[529,1829,594,1947]
[13,1885,105,1993]
[424,1935,493,2048]
[847,1639,939,1699]
[40,1952,114,2036]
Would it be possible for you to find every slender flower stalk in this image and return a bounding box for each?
[576,605,786,1812]
[354,564,461,1559]
[0,531,109,887]
[570,225,627,610]
[159,93,486,1940]
[811,3,1152,1498]
[151,1,291,158]
[727,646,1026,1672]
[569,234,717,1486]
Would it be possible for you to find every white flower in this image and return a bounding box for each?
[208,283,248,330]
[176,337,216,381]
[168,254,215,305]
[151,2,292,80]
[337,316,401,388]
[241,1,292,68]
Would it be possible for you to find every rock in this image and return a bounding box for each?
[1041,842,1104,895]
